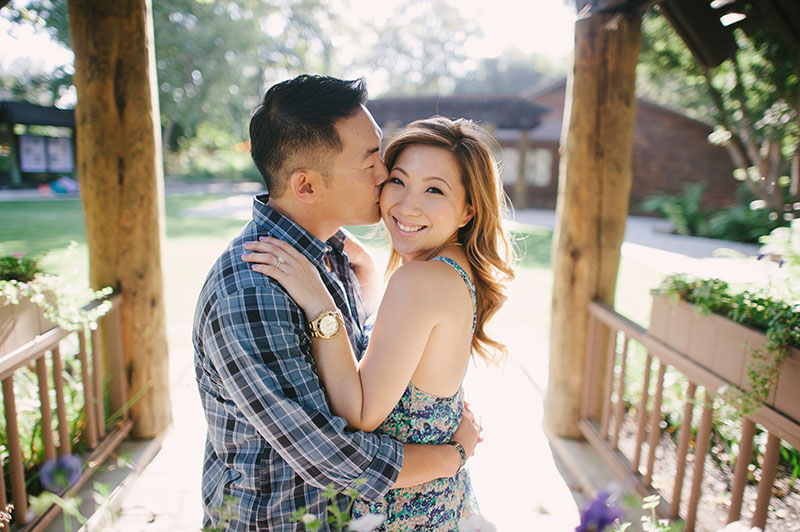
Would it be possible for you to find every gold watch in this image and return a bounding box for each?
[308,309,344,339]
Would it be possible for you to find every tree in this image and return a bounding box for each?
[637,6,799,224]
[349,0,481,96]
[453,47,569,95]
[3,0,337,150]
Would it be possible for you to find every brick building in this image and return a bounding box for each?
[369,84,739,213]
[515,79,739,212]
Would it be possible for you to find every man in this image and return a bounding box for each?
[193,75,480,531]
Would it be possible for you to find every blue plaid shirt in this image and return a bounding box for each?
[193,195,403,531]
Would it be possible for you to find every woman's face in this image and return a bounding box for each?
[380,145,474,262]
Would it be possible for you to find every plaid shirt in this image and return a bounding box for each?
[193,195,403,531]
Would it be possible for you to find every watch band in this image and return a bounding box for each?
[446,440,467,472]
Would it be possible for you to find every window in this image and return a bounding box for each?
[497,147,552,187]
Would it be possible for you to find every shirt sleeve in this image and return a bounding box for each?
[203,285,403,500]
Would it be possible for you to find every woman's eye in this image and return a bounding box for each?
[427,187,444,195]
[388,176,403,185]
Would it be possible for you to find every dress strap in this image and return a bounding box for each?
[429,256,477,334]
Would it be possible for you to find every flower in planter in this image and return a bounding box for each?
[575,490,623,532]
[40,455,83,493]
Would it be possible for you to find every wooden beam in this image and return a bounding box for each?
[544,9,642,438]
[67,0,171,438]
[660,0,738,68]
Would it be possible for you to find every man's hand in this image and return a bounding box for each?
[452,402,483,460]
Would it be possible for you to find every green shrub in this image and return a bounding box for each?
[0,254,43,282]
[640,182,708,236]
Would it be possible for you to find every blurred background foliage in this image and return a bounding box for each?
[1,2,797,245]
[1,0,570,183]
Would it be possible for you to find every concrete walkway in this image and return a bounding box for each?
[33,190,774,531]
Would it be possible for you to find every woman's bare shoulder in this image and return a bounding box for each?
[385,259,471,306]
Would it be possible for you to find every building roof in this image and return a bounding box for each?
[367,95,546,130]
[0,101,75,128]
[590,0,800,68]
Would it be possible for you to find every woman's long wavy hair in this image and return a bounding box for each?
[382,117,515,364]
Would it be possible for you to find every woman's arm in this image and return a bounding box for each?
[242,239,445,431]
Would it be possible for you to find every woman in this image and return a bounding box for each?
[243,117,514,530]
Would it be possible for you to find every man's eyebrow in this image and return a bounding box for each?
[364,147,380,159]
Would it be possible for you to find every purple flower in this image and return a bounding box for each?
[40,455,82,493]
[757,253,766,261]
[575,491,624,532]
[779,259,786,268]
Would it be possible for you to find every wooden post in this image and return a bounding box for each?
[68,0,171,437]
[544,8,641,438]
[514,130,529,209]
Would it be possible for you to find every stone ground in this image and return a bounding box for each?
[32,189,771,532]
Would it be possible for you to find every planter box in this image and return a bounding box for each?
[649,295,800,424]
[0,295,57,356]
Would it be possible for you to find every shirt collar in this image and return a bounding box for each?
[252,194,347,262]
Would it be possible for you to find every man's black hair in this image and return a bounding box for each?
[249,75,368,195]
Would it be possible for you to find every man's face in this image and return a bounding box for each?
[318,105,388,227]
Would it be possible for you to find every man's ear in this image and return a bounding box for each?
[288,169,318,205]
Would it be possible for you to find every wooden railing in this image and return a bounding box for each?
[580,301,800,532]
[0,294,131,531]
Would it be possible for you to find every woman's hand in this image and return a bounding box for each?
[242,237,336,317]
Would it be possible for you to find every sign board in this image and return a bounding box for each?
[19,135,47,173]
[47,137,74,173]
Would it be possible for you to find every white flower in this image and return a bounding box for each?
[458,514,497,532]
[716,522,762,532]
[347,513,385,532]
[300,513,316,525]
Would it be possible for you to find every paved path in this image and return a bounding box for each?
[36,190,775,531]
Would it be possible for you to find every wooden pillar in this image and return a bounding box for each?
[514,130,529,209]
[68,0,171,437]
[544,8,642,438]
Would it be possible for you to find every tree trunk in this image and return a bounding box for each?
[68,0,171,437]
[544,10,642,438]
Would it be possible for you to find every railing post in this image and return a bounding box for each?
[2,377,28,524]
[611,335,630,449]
[601,329,618,438]
[752,432,781,529]
[685,389,714,532]
[669,381,697,518]
[91,328,106,438]
[632,353,652,472]
[644,361,666,487]
[35,356,57,462]
[728,418,756,523]
[78,331,99,449]
[51,347,72,456]
[104,298,128,421]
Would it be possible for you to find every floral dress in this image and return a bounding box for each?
[352,256,479,531]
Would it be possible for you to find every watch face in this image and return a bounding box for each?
[319,314,340,336]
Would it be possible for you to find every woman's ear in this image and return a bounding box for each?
[288,169,318,204]
[459,204,475,228]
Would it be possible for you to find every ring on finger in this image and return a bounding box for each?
[276,256,285,268]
